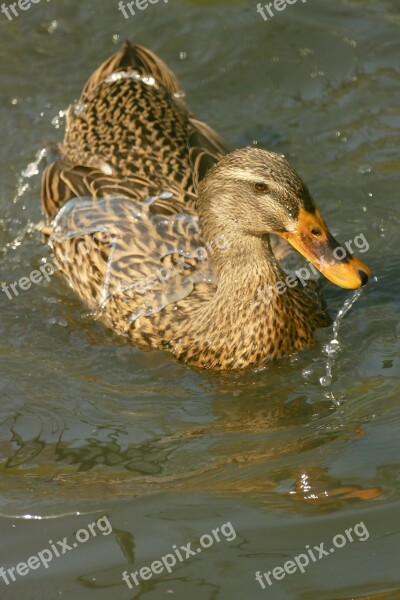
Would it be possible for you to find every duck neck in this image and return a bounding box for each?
[204,230,306,332]
[170,223,328,369]
[203,224,325,330]
[206,229,286,297]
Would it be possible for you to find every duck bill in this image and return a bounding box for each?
[278,208,371,289]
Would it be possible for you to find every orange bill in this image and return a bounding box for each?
[278,208,370,289]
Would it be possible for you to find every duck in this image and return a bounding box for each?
[41,41,370,370]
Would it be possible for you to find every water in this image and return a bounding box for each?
[319,288,365,390]
[1,1,400,599]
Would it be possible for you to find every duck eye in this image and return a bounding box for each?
[255,182,270,192]
[311,227,322,237]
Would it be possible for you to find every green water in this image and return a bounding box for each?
[0,0,399,598]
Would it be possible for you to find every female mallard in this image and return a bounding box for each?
[41,42,370,370]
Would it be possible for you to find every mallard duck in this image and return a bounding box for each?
[41,42,370,370]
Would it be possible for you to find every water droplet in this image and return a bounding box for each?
[51,110,65,129]
[357,165,373,175]
[302,368,313,379]
[299,47,313,57]
[21,148,46,178]
[73,102,86,115]
[173,90,186,99]
[324,391,341,406]
[49,317,68,328]
[99,162,113,175]
[105,72,123,84]
[323,339,340,357]
[22,162,39,178]
[319,375,332,387]
[48,20,57,34]
[142,76,155,86]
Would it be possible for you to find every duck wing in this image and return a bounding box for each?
[48,190,220,332]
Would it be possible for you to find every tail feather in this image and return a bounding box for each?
[81,41,181,98]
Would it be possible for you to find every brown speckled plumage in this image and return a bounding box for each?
[41,41,332,371]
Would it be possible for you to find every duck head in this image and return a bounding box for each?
[198,147,370,289]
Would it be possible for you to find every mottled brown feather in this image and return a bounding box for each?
[41,41,330,370]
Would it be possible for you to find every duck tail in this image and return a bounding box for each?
[81,41,181,98]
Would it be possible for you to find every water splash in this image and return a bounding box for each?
[21,148,46,178]
[3,148,47,253]
[319,287,365,390]
[73,101,86,115]
[174,90,186,100]
[13,147,46,206]
[51,109,66,129]
[49,195,216,322]
[105,70,156,86]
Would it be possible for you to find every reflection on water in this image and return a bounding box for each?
[1,0,400,598]
[0,357,387,515]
